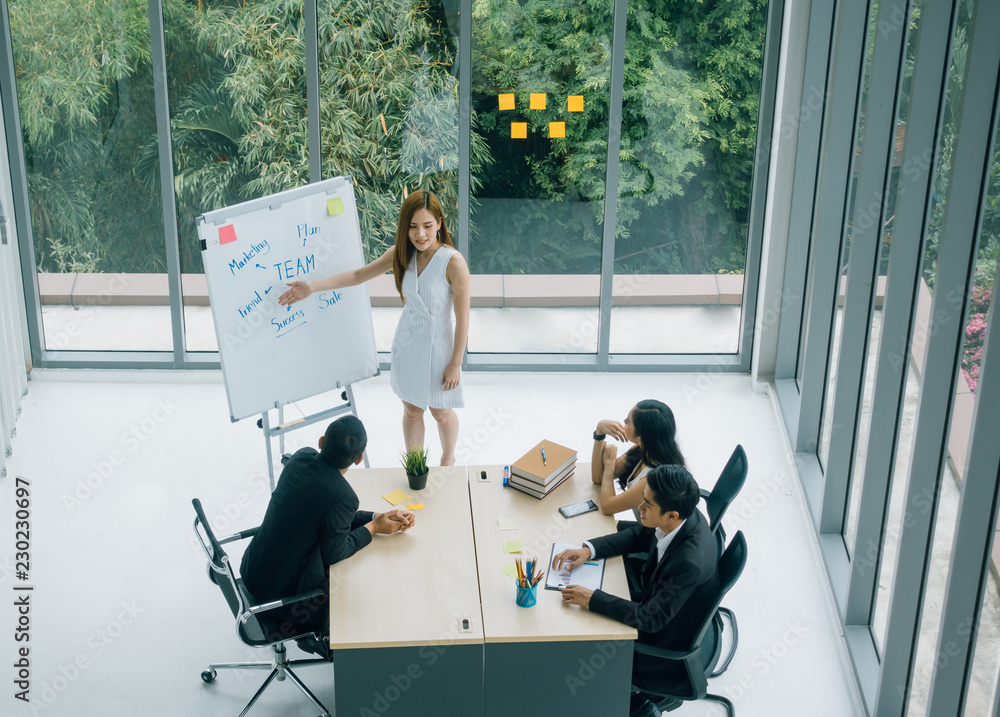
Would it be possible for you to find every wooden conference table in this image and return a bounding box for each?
[328,464,637,717]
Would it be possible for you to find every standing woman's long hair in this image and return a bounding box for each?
[392,190,453,302]
[619,399,685,489]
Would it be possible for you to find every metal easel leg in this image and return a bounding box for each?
[261,411,276,492]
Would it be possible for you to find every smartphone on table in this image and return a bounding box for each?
[558,499,599,518]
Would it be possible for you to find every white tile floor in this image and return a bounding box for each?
[0,369,864,716]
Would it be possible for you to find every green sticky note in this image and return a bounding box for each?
[327,197,345,215]
[498,518,517,531]
[503,540,523,554]
[501,563,519,578]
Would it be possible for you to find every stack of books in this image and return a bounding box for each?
[508,439,577,499]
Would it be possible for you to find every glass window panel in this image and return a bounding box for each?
[818,0,880,469]
[468,0,611,353]
[873,0,975,657]
[608,0,768,355]
[165,0,309,352]
[319,0,459,353]
[845,0,919,555]
[11,1,170,351]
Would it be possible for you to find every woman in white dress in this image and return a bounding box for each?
[590,399,685,519]
[278,190,470,465]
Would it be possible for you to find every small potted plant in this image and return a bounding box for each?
[400,446,429,490]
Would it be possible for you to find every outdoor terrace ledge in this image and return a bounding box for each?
[36,272,746,308]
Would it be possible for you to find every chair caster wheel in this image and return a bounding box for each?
[201,669,217,683]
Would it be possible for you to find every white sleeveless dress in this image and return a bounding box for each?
[389,245,465,410]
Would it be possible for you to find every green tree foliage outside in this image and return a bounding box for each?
[13,0,772,278]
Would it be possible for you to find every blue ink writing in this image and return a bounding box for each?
[227,240,271,275]
[297,223,320,246]
[318,291,342,308]
[238,290,263,318]
[274,254,316,280]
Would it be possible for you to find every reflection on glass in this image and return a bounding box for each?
[165,0,308,352]
[609,0,767,354]
[468,0,610,353]
[12,1,168,351]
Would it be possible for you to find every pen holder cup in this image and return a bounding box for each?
[515,583,538,608]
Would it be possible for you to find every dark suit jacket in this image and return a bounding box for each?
[240,447,374,631]
[587,509,719,692]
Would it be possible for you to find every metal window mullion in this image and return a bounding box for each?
[148,0,185,366]
[737,0,783,371]
[844,0,959,629]
[931,227,1000,717]
[0,0,44,366]
[924,7,1000,716]
[457,0,471,260]
[795,0,871,456]
[874,0,1000,710]
[596,0,626,370]
[306,0,321,184]
[775,0,836,380]
[821,0,911,536]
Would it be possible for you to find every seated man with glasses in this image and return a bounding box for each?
[554,464,718,717]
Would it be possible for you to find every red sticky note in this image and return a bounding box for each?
[219,224,237,245]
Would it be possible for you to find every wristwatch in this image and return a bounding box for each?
[593,431,606,441]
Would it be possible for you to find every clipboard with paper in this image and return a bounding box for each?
[545,542,605,591]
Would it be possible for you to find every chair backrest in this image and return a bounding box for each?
[704,445,748,534]
[191,498,271,646]
[690,531,748,650]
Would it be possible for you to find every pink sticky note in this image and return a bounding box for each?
[219,225,237,245]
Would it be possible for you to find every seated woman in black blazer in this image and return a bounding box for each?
[591,399,685,519]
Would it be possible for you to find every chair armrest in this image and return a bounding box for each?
[700,488,711,500]
[632,642,698,662]
[243,588,326,620]
[218,526,260,544]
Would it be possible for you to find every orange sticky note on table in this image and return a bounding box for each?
[219,224,237,245]
[405,503,424,510]
[529,93,546,110]
[567,95,584,112]
[498,93,515,110]
[549,122,565,138]
[511,122,527,139]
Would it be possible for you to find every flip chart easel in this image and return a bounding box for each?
[197,177,379,490]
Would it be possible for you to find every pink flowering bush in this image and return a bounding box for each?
[961,272,992,393]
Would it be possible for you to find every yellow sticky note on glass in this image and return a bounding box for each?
[405,503,424,510]
[503,540,523,554]
[529,93,546,110]
[501,563,519,578]
[549,122,565,138]
[498,518,518,531]
[568,95,584,112]
[511,122,527,139]
[382,488,411,506]
[326,197,345,215]
[498,93,515,110]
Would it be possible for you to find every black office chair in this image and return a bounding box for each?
[191,498,333,717]
[702,445,748,555]
[631,531,748,717]
[700,445,748,677]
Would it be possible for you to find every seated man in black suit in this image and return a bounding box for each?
[240,415,414,655]
[554,464,719,717]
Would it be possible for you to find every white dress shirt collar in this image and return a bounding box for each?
[654,520,686,563]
